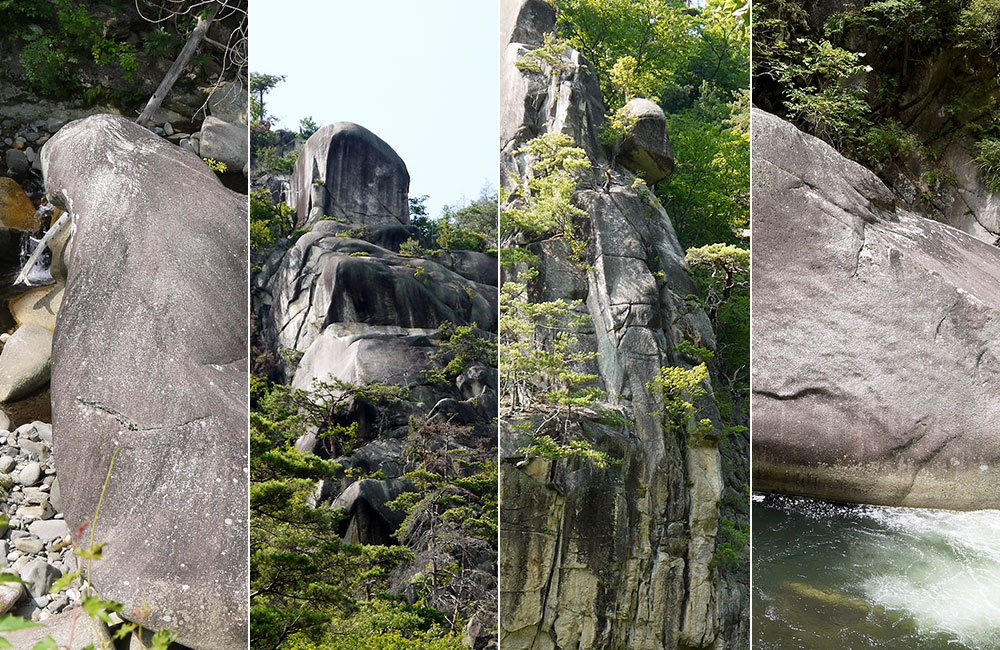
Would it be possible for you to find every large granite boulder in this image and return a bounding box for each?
[752,107,1000,510]
[41,114,248,649]
[288,122,410,228]
[616,98,674,184]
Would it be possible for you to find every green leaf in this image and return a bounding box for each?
[49,569,80,594]
[31,636,58,650]
[111,622,137,640]
[0,638,12,649]
[0,574,27,585]
[149,629,178,650]
[0,613,40,632]
[81,595,122,622]
[74,543,106,560]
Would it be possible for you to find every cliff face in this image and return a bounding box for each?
[252,122,499,647]
[752,107,1000,510]
[498,2,748,648]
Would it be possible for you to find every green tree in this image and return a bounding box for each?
[251,72,286,123]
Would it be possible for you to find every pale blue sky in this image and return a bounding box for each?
[252,1,498,218]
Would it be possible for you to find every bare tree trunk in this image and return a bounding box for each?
[136,4,220,126]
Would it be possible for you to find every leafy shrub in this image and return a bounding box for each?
[976,137,1000,193]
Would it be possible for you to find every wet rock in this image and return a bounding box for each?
[5,149,29,176]
[42,114,248,649]
[0,324,52,403]
[0,177,40,231]
[752,108,1000,510]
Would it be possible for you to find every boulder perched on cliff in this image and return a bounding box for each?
[289,122,410,228]
[752,107,1000,510]
[616,98,674,184]
[41,114,248,649]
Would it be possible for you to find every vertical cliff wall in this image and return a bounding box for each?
[498,2,748,648]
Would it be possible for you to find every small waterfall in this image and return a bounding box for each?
[15,203,55,287]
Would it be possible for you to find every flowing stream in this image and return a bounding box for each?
[753,493,1000,649]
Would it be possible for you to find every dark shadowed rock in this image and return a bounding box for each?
[616,98,674,184]
[752,108,1000,510]
[333,478,410,545]
[289,122,410,228]
[41,114,248,649]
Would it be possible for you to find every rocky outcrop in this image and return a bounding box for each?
[288,123,410,228]
[752,107,1000,510]
[499,2,747,649]
[253,119,499,648]
[41,114,248,649]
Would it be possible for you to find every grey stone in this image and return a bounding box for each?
[0,456,15,474]
[17,462,40,487]
[4,148,29,176]
[41,113,248,649]
[288,123,410,228]
[44,118,68,133]
[0,609,100,646]
[208,81,248,125]
[0,582,23,615]
[18,559,58,597]
[198,115,248,173]
[616,98,674,184]
[13,537,42,554]
[751,108,1000,510]
[162,122,174,136]
[0,324,52,402]
[32,422,51,443]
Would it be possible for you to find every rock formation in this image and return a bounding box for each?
[498,2,748,648]
[288,122,410,228]
[253,120,499,648]
[42,114,248,649]
[752,107,1000,510]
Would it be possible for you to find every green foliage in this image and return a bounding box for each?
[250,188,296,249]
[203,158,228,173]
[659,86,750,248]
[713,518,749,568]
[515,433,614,468]
[251,379,415,649]
[255,146,299,173]
[251,72,286,123]
[299,116,319,139]
[500,267,598,413]
[649,363,709,430]
[424,322,497,385]
[142,27,183,58]
[975,137,1000,192]
[502,133,590,265]
[860,119,922,168]
[515,32,571,75]
[675,340,715,364]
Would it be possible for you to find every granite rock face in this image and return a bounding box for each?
[41,114,248,649]
[752,107,1000,510]
[288,122,410,229]
[498,2,747,649]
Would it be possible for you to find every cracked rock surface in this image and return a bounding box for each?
[752,108,1000,510]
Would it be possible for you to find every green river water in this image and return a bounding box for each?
[753,494,1000,649]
